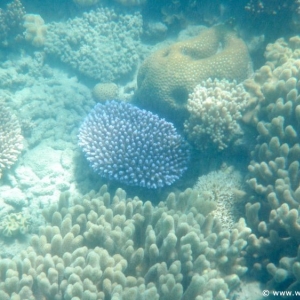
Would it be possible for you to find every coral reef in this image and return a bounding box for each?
[0,0,25,47]
[0,212,30,237]
[43,7,143,81]
[243,36,300,291]
[193,165,245,230]
[92,83,119,102]
[0,104,23,179]
[184,78,250,151]
[136,24,252,121]
[0,185,251,299]
[23,14,47,47]
[78,101,190,189]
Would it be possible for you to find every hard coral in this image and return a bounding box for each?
[244,36,300,292]
[0,0,25,47]
[0,104,23,178]
[78,101,190,189]
[23,14,47,47]
[0,212,30,237]
[136,24,252,121]
[0,185,251,299]
[184,78,250,151]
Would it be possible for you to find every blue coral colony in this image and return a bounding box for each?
[1,0,300,299]
[78,101,190,188]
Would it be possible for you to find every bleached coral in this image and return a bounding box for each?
[184,78,250,150]
[43,7,143,81]
[0,185,251,299]
[0,104,23,178]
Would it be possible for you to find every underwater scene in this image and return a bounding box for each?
[1,0,300,299]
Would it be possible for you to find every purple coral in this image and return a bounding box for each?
[78,101,190,189]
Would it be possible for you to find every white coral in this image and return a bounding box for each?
[0,104,23,178]
[184,78,250,150]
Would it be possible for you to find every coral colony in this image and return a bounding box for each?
[78,101,190,188]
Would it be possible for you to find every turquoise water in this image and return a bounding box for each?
[0,1,298,299]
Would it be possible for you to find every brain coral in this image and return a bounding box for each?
[92,82,119,102]
[0,104,23,178]
[184,78,250,151]
[0,185,251,299]
[136,24,252,120]
[78,101,190,188]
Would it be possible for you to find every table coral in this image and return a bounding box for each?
[136,24,252,121]
[0,185,251,299]
[244,36,300,292]
[184,78,251,151]
[0,104,23,178]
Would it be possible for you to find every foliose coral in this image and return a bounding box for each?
[0,104,23,178]
[78,101,190,189]
[0,185,251,299]
[43,7,143,81]
[136,24,252,121]
[184,78,250,151]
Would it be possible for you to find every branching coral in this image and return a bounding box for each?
[243,35,300,291]
[0,185,251,299]
[43,7,143,81]
[0,104,23,178]
[184,78,250,151]
[0,0,25,47]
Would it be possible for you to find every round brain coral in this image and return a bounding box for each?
[78,101,190,188]
[136,24,252,121]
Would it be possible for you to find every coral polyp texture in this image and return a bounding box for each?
[136,24,252,120]
[78,101,190,189]
[43,7,143,81]
[243,36,300,291]
[184,78,250,151]
[0,185,251,299]
[0,104,23,178]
